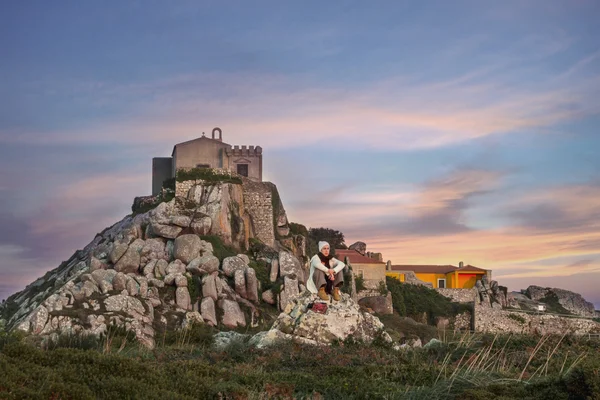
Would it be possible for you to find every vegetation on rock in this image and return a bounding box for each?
[175,167,242,184]
[198,235,237,261]
[540,292,572,315]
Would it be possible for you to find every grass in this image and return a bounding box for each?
[0,326,598,399]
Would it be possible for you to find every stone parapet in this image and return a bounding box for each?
[436,288,477,303]
[474,302,600,335]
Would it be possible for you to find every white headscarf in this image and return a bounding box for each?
[318,241,330,252]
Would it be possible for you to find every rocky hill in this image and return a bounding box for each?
[0,178,356,348]
[507,285,597,317]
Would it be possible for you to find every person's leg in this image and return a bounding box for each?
[333,271,344,287]
[332,271,344,301]
[312,270,329,300]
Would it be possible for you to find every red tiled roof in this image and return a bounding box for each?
[457,265,487,273]
[335,249,385,265]
[391,265,457,274]
[391,264,488,274]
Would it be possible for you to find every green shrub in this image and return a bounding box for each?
[249,260,271,291]
[355,275,366,292]
[45,333,102,351]
[176,167,242,184]
[187,275,201,304]
[199,235,237,261]
[386,276,472,324]
[162,177,175,191]
[377,280,388,296]
[288,222,308,237]
[508,313,527,324]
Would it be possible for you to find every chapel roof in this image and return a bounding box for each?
[335,249,385,265]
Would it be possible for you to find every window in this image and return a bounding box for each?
[437,278,446,288]
[196,163,210,168]
[237,164,249,177]
[357,269,364,278]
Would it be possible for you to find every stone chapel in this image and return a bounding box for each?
[151,127,263,195]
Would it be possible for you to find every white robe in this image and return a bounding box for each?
[306,254,346,294]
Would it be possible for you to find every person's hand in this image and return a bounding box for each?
[328,269,335,280]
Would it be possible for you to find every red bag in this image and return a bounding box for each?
[310,302,328,314]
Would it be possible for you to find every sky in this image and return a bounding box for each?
[1,1,599,307]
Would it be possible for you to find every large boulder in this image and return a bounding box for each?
[358,294,393,315]
[191,216,212,236]
[112,272,127,292]
[201,274,218,301]
[245,268,259,303]
[262,289,276,305]
[256,291,390,347]
[217,299,246,328]
[278,251,303,280]
[166,259,186,275]
[269,259,279,282]
[201,297,217,326]
[110,242,129,264]
[187,254,220,275]
[234,269,247,299]
[525,286,596,317]
[349,241,367,256]
[151,223,182,239]
[279,276,299,310]
[174,234,203,264]
[140,238,167,265]
[176,287,192,311]
[89,256,108,272]
[222,256,247,277]
[114,239,144,274]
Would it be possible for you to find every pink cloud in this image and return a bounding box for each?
[2,55,598,152]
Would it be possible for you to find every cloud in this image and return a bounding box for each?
[2,44,599,152]
[0,244,52,302]
[507,183,600,232]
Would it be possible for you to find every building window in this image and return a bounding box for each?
[196,163,210,168]
[237,164,249,177]
[437,279,446,288]
[357,269,364,278]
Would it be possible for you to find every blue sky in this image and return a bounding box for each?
[1,0,599,307]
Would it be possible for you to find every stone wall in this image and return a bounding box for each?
[174,178,282,248]
[436,288,477,303]
[176,180,195,198]
[242,180,276,247]
[225,145,263,182]
[474,302,600,335]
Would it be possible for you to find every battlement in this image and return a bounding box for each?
[226,145,263,157]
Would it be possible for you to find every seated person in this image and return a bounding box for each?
[306,241,345,301]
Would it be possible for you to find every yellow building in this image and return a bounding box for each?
[335,249,387,290]
[387,264,488,289]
